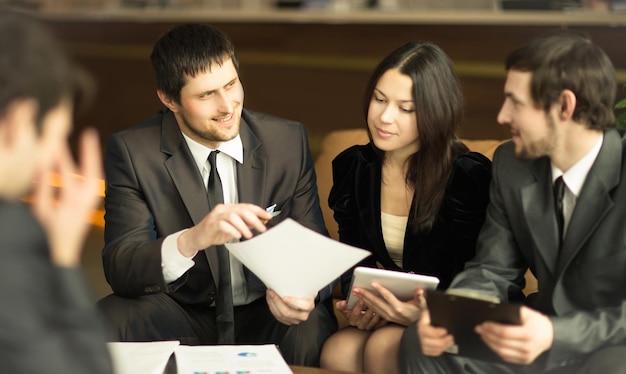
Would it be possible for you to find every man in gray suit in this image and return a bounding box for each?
[98,23,336,366]
[400,32,626,372]
[0,11,112,374]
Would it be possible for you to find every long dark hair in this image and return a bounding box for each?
[364,41,467,233]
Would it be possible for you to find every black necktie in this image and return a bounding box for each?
[553,176,565,246]
[207,150,235,344]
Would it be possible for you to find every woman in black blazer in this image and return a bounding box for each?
[320,41,492,374]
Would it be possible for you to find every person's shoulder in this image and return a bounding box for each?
[242,109,303,129]
[447,150,492,195]
[0,200,43,250]
[492,140,518,163]
[333,143,375,167]
[454,150,492,170]
[0,200,34,222]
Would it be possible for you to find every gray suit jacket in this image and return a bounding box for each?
[451,129,626,369]
[102,108,328,306]
[0,201,112,374]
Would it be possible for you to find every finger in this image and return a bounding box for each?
[242,204,272,232]
[335,299,347,311]
[282,295,314,313]
[219,209,256,239]
[347,299,367,324]
[355,309,378,330]
[370,282,400,304]
[213,218,245,242]
[78,128,104,185]
[366,312,382,330]
[266,290,306,325]
[352,287,385,311]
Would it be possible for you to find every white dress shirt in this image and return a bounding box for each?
[551,133,603,236]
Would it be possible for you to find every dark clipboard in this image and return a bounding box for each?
[426,289,522,363]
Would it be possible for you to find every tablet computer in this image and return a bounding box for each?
[426,289,521,363]
[346,267,440,309]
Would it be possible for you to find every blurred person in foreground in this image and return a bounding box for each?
[0,10,112,374]
[401,31,626,373]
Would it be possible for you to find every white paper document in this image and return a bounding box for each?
[225,218,369,298]
[175,344,292,374]
[107,340,180,374]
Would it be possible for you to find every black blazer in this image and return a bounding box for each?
[0,201,112,374]
[328,143,492,295]
[102,108,328,306]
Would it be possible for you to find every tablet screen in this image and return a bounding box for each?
[346,267,440,309]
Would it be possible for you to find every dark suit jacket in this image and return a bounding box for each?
[102,108,328,306]
[0,200,112,374]
[328,143,492,295]
[452,129,626,369]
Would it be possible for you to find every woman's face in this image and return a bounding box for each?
[367,68,419,158]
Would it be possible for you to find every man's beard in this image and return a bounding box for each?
[180,111,240,144]
[516,114,556,160]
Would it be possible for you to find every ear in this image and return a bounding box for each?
[558,89,577,121]
[0,99,38,147]
[156,90,179,112]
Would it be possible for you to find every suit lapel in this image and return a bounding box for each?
[160,110,218,281]
[521,158,561,274]
[161,110,211,224]
[356,148,392,265]
[234,114,267,289]
[236,115,265,207]
[556,130,620,273]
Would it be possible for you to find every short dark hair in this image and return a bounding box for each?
[150,23,239,104]
[505,31,616,130]
[0,11,93,129]
[364,41,467,233]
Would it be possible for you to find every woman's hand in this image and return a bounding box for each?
[350,283,425,326]
[335,298,387,331]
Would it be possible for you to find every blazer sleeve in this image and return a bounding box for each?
[431,151,492,289]
[328,146,380,296]
[102,132,169,297]
[329,145,368,248]
[451,143,530,300]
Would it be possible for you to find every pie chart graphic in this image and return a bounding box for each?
[237,352,258,357]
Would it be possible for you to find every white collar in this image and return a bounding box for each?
[551,133,603,197]
[181,132,244,172]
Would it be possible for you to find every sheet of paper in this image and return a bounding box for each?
[175,344,292,374]
[107,340,180,374]
[225,218,369,298]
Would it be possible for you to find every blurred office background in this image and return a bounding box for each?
[1,0,624,157]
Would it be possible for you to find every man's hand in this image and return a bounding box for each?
[177,203,273,257]
[476,305,553,365]
[417,309,455,356]
[32,128,104,268]
[351,282,424,326]
[266,289,314,325]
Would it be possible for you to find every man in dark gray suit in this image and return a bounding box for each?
[97,23,336,366]
[400,32,626,373]
[0,11,112,374]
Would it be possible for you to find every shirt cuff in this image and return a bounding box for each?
[161,229,196,283]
